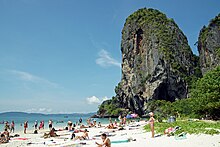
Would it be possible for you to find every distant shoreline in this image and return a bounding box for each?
[0,112,96,116]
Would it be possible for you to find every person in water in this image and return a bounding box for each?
[149,112,155,138]
[95,133,111,147]
[24,121,28,134]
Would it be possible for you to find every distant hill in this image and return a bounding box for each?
[0,112,96,117]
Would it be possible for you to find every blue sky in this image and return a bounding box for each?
[0,0,219,113]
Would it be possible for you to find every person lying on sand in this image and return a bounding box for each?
[43,128,60,138]
[80,124,89,129]
[0,129,9,144]
[72,129,89,140]
[105,123,117,129]
[95,133,111,147]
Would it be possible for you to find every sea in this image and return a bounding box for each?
[0,112,110,133]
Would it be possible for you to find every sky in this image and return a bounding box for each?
[0,0,219,114]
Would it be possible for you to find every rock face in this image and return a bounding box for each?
[98,8,200,117]
[198,14,220,75]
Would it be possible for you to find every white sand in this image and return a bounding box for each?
[1,122,220,147]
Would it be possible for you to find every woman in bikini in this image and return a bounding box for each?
[24,121,28,134]
[149,112,155,138]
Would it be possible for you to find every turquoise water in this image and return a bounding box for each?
[0,113,110,133]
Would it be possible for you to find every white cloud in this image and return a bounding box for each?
[7,69,58,88]
[96,49,121,68]
[86,96,110,105]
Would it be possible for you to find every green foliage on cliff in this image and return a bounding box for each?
[200,13,220,48]
[146,66,220,120]
[97,96,127,117]
[216,47,220,57]
[210,13,220,26]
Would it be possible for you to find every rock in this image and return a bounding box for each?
[98,8,200,117]
[198,13,220,74]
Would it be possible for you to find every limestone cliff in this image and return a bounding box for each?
[198,13,220,74]
[98,8,200,117]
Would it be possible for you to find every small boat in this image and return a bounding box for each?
[64,116,68,118]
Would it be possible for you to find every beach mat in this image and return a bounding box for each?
[175,132,187,140]
[111,139,129,144]
[11,137,29,140]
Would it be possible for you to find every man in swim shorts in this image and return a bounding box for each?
[95,133,111,147]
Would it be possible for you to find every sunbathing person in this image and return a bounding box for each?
[0,129,10,144]
[106,123,117,129]
[80,124,89,129]
[0,134,8,144]
[72,129,89,140]
[95,133,111,147]
[43,128,59,138]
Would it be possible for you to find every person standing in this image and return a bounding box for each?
[79,118,82,124]
[34,120,38,130]
[42,121,44,129]
[24,121,28,134]
[4,122,10,131]
[10,121,15,133]
[123,116,126,125]
[149,112,155,138]
[48,120,53,131]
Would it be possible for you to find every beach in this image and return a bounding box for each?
[1,121,219,147]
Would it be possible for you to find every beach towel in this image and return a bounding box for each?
[111,139,129,144]
[175,132,187,140]
[11,137,29,140]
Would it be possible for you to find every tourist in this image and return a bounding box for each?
[0,130,9,144]
[118,115,123,125]
[87,118,91,126]
[48,120,53,131]
[79,117,82,124]
[34,120,38,130]
[4,122,10,131]
[123,116,126,125]
[43,128,59,138]
[72,129,89,140]
[149,112,155,138]
[10,121,15,133]
[42,121,44,129]
[24,121,28,134]
[113,119,117,127]
[95,133,111,147]
[98,122,102,127]
[93,120,97,127]
[67,121,73,131]
[39,121,43,130]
